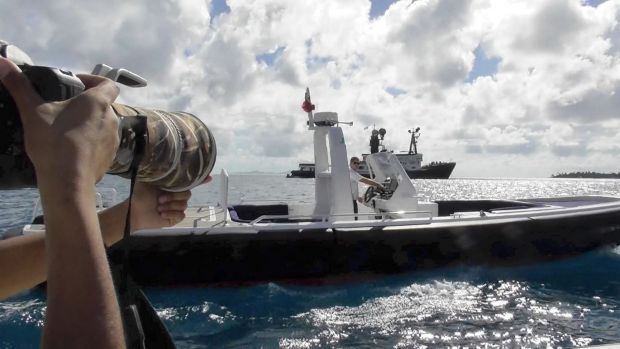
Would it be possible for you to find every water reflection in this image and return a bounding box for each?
[1,176,619,348]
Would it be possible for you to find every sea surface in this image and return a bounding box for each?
[1,175,620,348]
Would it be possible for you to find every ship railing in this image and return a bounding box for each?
[248,210,434,226]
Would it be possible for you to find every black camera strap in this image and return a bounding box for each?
[116,115,176,349]
[120,115,147,291]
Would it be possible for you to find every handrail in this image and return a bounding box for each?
[30,187,119,223]
[95,187,118,206]
[95,192,104,209]
[249,210,433,225]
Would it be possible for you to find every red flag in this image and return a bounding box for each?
[302,87,315,113]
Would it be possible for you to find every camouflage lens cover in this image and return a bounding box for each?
[109,104,216,192]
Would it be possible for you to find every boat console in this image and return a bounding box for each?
[361,152,439,218]
[302,95,441,222]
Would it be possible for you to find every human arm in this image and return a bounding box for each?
[0,57,124,348]
[40,181,124,348]
[360,177,385,192]
[0,183,192,300]
[0,231,47,300]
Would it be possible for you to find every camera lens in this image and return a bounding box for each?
[109,105,216,192]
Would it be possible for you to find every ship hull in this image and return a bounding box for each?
[361,162,456,179]
[287,170,315,178]
[288,162,456,180]
[407,162,456,179]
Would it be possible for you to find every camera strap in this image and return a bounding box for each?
[120,115,147,291]
[117,115,176,349]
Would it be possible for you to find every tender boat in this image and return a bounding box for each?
[10,89,620,287]
[286,162,315,178]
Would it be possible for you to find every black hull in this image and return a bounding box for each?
[408,162,456,179]
[108,200,620,287]
[289,162,456,179]
[361,162,456,179]
[287,170,315,178]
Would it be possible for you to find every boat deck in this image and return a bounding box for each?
[169,195,620,231]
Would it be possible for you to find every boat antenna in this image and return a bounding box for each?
[408,127,420,155]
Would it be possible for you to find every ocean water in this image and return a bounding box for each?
[1,175,620,348]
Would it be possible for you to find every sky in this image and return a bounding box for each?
[0,0,618,178]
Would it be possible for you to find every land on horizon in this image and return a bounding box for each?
[551,171,620,179]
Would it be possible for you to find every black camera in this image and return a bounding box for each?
[0,41,216,191]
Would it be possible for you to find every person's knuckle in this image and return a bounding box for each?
[35,103,54,116]
[83,89,112,111]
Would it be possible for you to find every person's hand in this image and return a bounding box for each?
[129,176,211,230]
[99,176,212,245]
[1,58,126,347]
[0,57,119,189]
[129,182,192,230]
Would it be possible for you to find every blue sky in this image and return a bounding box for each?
[370,0,400,19]
[467,46,501,83]
[256,46,285,66]
[585,0,607,6]
[210,0,231,25]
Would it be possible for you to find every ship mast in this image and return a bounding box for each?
[408,127,421,155]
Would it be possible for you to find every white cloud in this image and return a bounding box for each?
[1,0,619,177]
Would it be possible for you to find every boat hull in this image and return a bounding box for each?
[287,170,315,178]
[107,201,620,286]
[360,161,456,180]
[407,162,456,179]
[289,161,456,180]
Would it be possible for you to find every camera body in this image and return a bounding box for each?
[0,41,216,191]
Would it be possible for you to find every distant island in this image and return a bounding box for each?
[552,171,620,179]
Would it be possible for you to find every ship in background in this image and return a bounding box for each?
[286,163,315,178]
[287,127,456,179]
[357,127,456,179]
